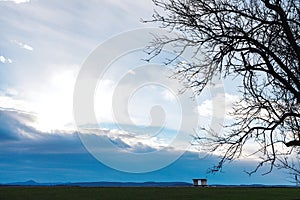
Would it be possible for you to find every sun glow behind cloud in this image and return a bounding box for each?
[31,66,80,132]
[0,66,80,133]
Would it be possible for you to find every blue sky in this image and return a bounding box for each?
[0,0,293,185]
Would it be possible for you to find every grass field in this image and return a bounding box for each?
[0,187,299,200]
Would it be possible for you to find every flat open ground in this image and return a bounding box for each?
[0,187,299,200]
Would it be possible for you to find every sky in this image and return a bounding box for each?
[0,0,293,185]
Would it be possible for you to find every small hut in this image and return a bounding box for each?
[192,178,208,187]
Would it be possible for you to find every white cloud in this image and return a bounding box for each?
[12,40,33,51]
[0,0,30,4]
[197,93,240,119]
[0,56,6,63]
[0,55,12,64]
[21,44,33,51]
[161,89,176,102]
[127,70,136,75]
[0,95,34,117]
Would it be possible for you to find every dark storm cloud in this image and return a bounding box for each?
[0,109,36,141]
[0,109,84,154]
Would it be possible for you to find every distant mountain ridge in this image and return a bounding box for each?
[1,180,192,187]
[1,180,297,188]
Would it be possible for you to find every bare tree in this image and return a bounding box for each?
[145,0,300,178]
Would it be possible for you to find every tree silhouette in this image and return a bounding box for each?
[146,0,300,178]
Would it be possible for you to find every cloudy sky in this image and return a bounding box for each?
[0,0,291,184]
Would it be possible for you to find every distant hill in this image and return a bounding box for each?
[2,180,192,187]
[1,180,297,188]
[6,180,42,186]
[2,180,64,186]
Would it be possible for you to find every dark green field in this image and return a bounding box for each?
[0,187,299,200]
